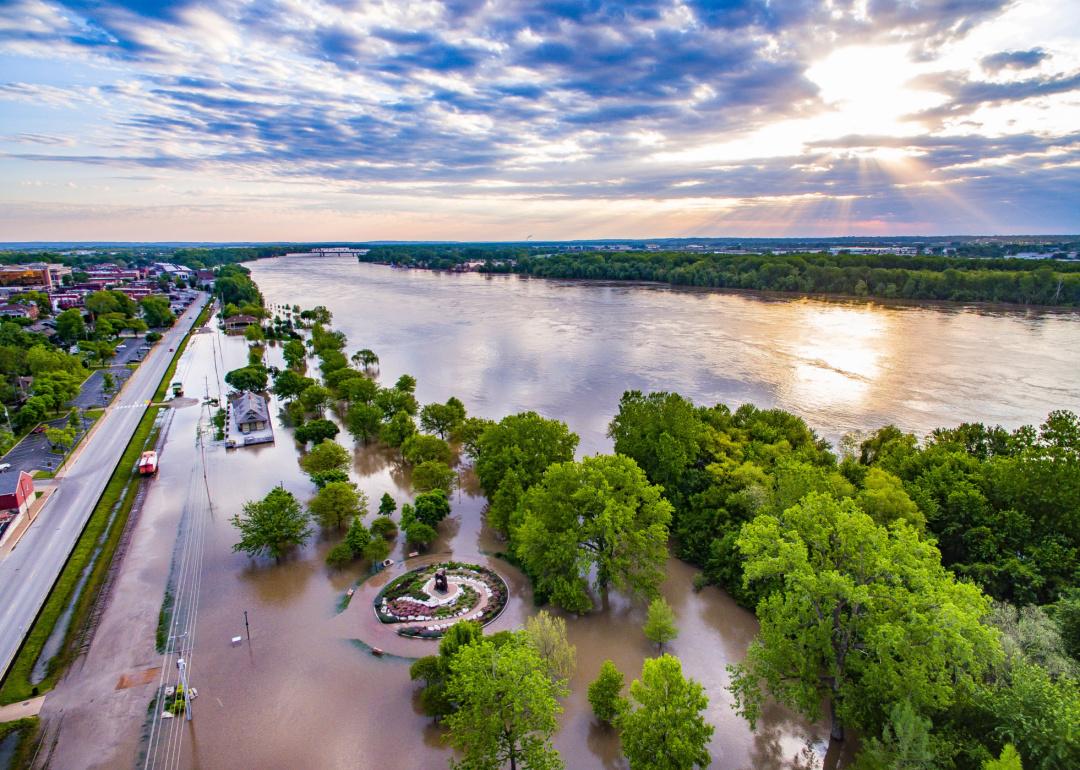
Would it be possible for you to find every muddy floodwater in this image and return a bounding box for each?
[44,256,1080,770]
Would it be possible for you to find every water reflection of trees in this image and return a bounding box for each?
[585,719,626,770]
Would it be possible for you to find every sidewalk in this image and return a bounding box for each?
[0,694,44,722]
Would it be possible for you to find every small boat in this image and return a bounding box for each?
[371,647,384,657]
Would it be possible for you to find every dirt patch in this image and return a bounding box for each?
[114,667,160,690]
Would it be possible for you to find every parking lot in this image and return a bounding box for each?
[1,334,154,476]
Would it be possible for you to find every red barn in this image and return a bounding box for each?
[0,470,35,521]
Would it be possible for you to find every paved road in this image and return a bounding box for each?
[0,293,208,683]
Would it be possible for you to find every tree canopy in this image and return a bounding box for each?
[728,492,999,747]
[618,654,713,770]
[231,486,311,563]
[445,633,568,770]
[514,454,672,613]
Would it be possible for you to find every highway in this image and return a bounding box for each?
[0,293,209,683]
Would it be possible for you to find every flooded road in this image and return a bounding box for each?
[42,256,1080,769]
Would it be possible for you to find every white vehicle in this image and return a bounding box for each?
[0,463,10,471]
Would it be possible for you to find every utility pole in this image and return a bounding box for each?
[244,610,250,641]
[177,657,193,722]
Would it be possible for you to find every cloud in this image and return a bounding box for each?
[981,48,1049,73]
[0,0,1077,236]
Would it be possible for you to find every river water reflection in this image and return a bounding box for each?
[152,257,1080,770]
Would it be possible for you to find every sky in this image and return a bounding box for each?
[1,0,1079,242]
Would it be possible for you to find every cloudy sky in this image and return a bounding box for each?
[1,0,1078,241]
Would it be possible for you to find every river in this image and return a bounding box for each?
[38,255,1080,770]
[250,257,1080,453]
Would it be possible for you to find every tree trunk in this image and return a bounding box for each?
[829,699,844,742]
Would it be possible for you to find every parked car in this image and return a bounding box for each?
[0,463,10,472]
[32,425,46,434]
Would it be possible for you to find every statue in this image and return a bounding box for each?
[434,569,448,593]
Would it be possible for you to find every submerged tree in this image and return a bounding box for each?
[618,654,713,770]
[643,597,679,652]
[231,486,311,563]
[514,454,672,613]
[445,634,567,770]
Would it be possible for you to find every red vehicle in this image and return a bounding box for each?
[32,425,46,434]
[138,450,158,476]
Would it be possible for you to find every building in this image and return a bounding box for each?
[0,471,35,522]
[224,314,259,333]
[0,303,39,320]
[226,392,275,447]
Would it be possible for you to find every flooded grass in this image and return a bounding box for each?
[0,717,39,770]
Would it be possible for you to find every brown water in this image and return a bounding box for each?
[42,256,1080,770]
[251,257,1080,452]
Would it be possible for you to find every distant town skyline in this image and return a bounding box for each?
[1,0,1079,240]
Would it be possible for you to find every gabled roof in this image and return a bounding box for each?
[0,470,31,497]
[230,391,269,425]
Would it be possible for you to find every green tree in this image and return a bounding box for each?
[394,373,417,393]
[283,338,307,370]
[79,339,117,367]
[325,541,354,568]
[102,370,115,396]
[299,440,351,476]
[856,467,924,530]
[231,486,311,563]
[140,295,176,328]
[475,412,579,533]
[299,384,332,413]
[644,597,679,651]
[727,493,1000,747]
[346,402,383,443]
[983,745,1023,770]
[338,375,378,404]
[412,459,454,494]
[272,369,314,401]
[525,611,576,683]
[294,418,340,445]
[420,397,467,438]
[854,700,938,770]
[369,516,397,539]
[45,425,75,452]
[243,323,264,343]
[85,290,120,318]
[363,535,390,565]
[224,365,268,392]
[445,634,567,770]
[515,454,672,613]
[378,492,397,516]
[308,480,365,530]
[401,433,452,465]
[410,620,484,720]
[618,654,713,770]
[413,488,451,527]
[309,468,349,488]
[379,410,416,447]
[588,660,625,726]
[55,308,86,344]
[352,348,379,372]
[345,516,372,556]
